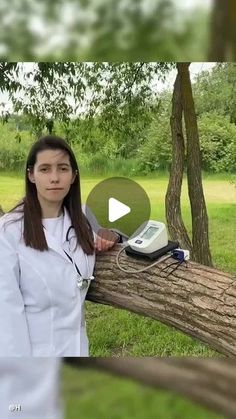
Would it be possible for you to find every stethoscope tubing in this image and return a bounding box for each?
[66,226,94,287]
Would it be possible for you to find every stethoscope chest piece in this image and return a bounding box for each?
[76,275,95,289]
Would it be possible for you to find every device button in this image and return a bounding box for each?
[135,239,143,244]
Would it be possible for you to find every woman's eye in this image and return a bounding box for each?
[39,167,69,172]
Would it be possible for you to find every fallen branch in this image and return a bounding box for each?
[87,245,236,356]
[65,357,236,419]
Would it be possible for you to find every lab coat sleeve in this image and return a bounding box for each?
[82,204,101,235]
[82,204,129,242]
[0,358,62,419]
[0,225,32,356]
[109,228,129,243]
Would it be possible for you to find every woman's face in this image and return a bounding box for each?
[28,149,76,205]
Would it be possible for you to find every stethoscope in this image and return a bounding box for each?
[64,226,95,289]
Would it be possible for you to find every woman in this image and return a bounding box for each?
[0,135,120,356]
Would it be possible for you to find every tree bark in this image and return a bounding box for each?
[177,63,212,267]
[208,0,230,61]
[165,71,192,253]
[229,0,236,60]
[65,357,236,419]
[87,246,236,357]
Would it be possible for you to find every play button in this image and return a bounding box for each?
[85,177,151,239]
[108,198,131,222]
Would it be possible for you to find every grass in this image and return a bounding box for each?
[61,363,224,419]
[86,304,218,357]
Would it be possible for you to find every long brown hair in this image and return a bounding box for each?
[8,135,94,255]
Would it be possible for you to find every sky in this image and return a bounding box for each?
[152,62,216,93]
[173,0,212,10]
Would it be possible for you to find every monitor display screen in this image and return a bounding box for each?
[141,226,159,240]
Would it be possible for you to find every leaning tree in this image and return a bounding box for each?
[166,62,212,266]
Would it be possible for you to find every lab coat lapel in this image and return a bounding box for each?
[62,207,89,277]
[63,207,96,278]
[43,207,73,261]
[43,207,95,277]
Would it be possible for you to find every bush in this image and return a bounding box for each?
[137,116,172,174]
[0,124,33,171]
[137,112,236,175]
[77,151,139,177]
[198,113,236,173]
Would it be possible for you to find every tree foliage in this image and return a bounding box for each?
[0,62,173,147]
[194,63,236,123]
[1,62,236,174]
[198,113,236,173]
[139,63,236,174]
[0,0,212,60]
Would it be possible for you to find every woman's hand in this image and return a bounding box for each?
[95,228,120,252]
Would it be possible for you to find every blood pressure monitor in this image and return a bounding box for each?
[128,220,168,254]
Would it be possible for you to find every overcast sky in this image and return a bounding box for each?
[173,0,212,10]
[152,62,216,93]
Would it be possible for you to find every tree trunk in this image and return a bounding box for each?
[177,63,212,267]
[208,0,236,60]
[165,71,192,253]
[208,0,229,61]
[87,246,236,356]
[65,358,236,419]
[229,0,236,60]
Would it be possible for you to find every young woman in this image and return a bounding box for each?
[0,135,121,356]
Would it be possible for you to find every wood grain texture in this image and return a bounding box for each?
[87,245,236,356]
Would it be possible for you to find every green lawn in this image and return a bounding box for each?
[61,363,224,419]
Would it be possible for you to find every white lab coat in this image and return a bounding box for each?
[0,358,62,419]
[0,205,100,357]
